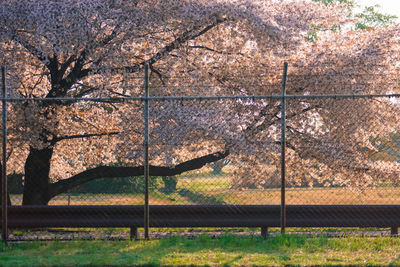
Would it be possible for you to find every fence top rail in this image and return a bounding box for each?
[0,93,400,102]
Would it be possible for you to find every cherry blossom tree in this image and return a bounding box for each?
[0,0,399,205]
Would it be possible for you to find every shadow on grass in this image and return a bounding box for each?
[178,188,227,205]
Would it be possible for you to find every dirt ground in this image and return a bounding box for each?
[6,227,398,241]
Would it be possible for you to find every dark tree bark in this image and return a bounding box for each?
[22,147,53,205]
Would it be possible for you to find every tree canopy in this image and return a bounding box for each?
[0,0,399,204]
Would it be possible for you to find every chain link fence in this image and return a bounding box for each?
[284,96,400,205]
[2,65,400,240]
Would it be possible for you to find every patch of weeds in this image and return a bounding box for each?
[304,235,329,252]
[266,234,307,250]
[326,257,342,262]
[279,254,291,262]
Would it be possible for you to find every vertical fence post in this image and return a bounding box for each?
[144,63,150,239]
[280,62,288,234]
[1,67,7,243]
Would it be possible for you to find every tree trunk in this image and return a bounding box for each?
[22,147,53,205]
[0,163,12,206]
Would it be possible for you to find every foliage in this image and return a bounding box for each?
[355,5,398,29]
[160,176,178,194]
[312,0,355,7]
[308,0,397,40]
[0,0,399,204]
[210,159,230,175]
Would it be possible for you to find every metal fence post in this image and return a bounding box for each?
[144,63,150,239]
[280,62,288,234]
[1,67,7,243]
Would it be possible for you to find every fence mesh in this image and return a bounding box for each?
[285,96,400,205]
[4,89,400,240]
[148,98,281,205]
[7,99,146,206]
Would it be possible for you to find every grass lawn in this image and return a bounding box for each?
[10,172,400,205]
[2,234,400,266]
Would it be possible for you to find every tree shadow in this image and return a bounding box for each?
[178,188,227,205]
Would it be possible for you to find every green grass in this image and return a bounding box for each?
[2,234,400,266]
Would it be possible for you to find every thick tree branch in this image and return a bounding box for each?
[97,17,228,75]
[49,150,229,198]
[59,55,76,78]
[145,17,228,68]
[45,23,122,99]
[52,131,119,144]
[62,50,89,89]
[46,49,90,98]
[39,17,227,101]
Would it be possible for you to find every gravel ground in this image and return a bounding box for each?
[6,227,398,241]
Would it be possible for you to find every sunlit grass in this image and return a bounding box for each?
[2,234,400,266]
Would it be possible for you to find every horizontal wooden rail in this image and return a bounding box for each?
[3,205,400,230]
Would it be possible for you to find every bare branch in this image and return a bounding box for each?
[149,64,166,86]
[189,45,245,56]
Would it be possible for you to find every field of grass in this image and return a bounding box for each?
[9,186,400,206]
[2,234,400,266]
[9,172,400,205]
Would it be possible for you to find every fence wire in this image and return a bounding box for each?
[148,98,281,205]
[284,96,400,205]
[7,99,146,206]
[3,87,400,240]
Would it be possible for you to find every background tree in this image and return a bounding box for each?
[308,0,397,41]
[0,0,399,205]
[210,159,231,175]
[354,5,397,29]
